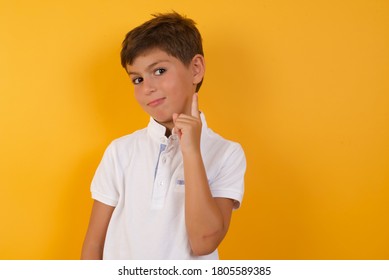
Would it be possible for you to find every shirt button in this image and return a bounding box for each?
[159,181,164,186]
[162,157,167,164]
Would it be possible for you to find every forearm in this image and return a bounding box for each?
[81,200,114,260]
[176,94,233,256]
[81,239,104,260]
[183,151,226,255]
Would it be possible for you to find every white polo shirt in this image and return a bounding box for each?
[91,113,246,260]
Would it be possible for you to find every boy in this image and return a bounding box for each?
[81,12,246,260]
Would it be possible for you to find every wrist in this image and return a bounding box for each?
[181,147,202,160]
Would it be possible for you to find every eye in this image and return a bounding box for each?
[132,77,143,85]
[154,68,166,76]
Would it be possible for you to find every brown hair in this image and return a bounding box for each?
[120,12,204,91]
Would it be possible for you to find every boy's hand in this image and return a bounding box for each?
[173,93,202,155]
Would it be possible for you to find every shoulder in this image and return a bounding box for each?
[109,127,147,149]
[201,126,246,175]
[101,127,148,162]
[202,126,245,157]
[201,126,246,209]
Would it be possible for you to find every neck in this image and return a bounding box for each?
[165,128,172,138]
[154,119,174,138]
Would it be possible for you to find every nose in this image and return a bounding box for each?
[142,77,156,95]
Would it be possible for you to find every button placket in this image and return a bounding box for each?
[151,141,172,208]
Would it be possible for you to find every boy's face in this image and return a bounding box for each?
[126,49,204,131]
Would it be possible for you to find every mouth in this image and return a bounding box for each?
[147,97,166,107]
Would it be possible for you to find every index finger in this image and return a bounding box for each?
[191,93,200,119]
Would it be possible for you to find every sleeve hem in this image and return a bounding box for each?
[211,189,243,209]
[91,190,118,207]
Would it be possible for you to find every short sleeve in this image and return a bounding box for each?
[90,143,122,207]
[209,143,246,209]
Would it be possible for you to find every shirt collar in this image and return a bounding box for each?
[147,112,208,143]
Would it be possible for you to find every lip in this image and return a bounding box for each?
[147,97,166,107]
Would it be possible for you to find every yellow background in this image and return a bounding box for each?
[1,0,388,259]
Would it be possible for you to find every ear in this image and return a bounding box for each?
[191,54,205,85]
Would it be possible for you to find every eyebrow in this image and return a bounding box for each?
[128,59,170,75]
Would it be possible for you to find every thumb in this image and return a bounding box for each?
[173,113,179,124]
[172,113,180,136]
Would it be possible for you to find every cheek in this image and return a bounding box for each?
[164,75,191,95]
[133,90,146,106]
[160,77,177,92]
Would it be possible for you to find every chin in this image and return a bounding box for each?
[153,114,173,124]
